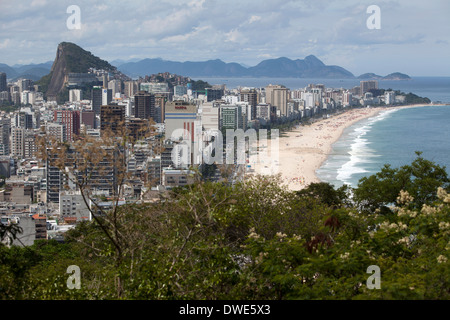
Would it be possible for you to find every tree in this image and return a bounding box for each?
[296,182,351,208]
[354,152,450,214]
[1,157,449,300]
[0,221,23,247]
[36,116,158,298]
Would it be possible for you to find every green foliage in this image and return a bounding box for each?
[296,182,351,208]
[190,80,211,91]
[61,42,116,74]
[34,71,52,95]
[404,92,431,104]
[354,152,450,213]
[393,90,431,104]
[0,103,20,113]
[57,87,69,104]
[1,156,449,300]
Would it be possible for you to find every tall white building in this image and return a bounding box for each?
[343,91,353,107]
[69,89,83,102]
[102,88,112,106]
[11,127,24,158]
[385,91,396,105]
[302,92,316,109]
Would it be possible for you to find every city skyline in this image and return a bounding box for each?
[0,0,449,77]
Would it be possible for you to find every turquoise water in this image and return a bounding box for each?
[316,105,450,188]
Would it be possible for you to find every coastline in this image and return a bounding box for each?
[250,103,447,191]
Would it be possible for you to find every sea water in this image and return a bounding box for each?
[316,105,450,188]
[197,77,450,103]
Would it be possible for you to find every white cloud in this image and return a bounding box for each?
[249,15,261,24]
[0,0,448,75]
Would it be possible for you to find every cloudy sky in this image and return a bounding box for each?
[1,0,449,76]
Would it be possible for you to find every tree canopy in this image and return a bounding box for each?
[1,155,449,300]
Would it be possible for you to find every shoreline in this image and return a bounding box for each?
[250,103,448,191]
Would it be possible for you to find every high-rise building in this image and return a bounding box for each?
[256,104,271,121]
[11,111,33,129]
[220,105,245,130]
[126,118,150,143]
[206,88,224,102]
[91,86,103,115]
[0,72,7,92]
[54,110,80,141]
[265,85,289,117]
[201,102,220,131]
[100,104,125,136]
[140,82,169,94]
[0,117,10,156]
[11,127,24,158]
[385,91,396,105]
[174,85,188,97]
[360,80,378,94]
[240,88,258,120]
[69,89,83,102]
[134,91,155,120]
[23,130,37,159]
[124,81,138,98]
[18,79,33,92]
[108,79,122,97]
[154,93,168,123]
[0,91,10,103]
[165,101,199,140]
[102,88,113,106]
[11,92,20,105]
[342,91,353,107]
[81,110,95,129]
[47,123,66,142]
[165,101,200,167]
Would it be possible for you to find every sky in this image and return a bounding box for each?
[0,0,449,76]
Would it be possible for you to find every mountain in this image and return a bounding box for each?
[382,72,411,80]
[13,61,53,74]
[0,62,53,81]
[0,63,19,79]
[119,58,248,78]
[358,72,411,81]
[119,55,355,79]
[358,73,383,80]
[111,58,143,67]
[36,42,117,100]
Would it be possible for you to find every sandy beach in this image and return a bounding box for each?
[250,104,445,191]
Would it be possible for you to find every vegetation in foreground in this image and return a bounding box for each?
[0,153,449,300]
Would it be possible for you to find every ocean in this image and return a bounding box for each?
[197,76,450,103]
[197,76,450,188]
[316,105,450,188]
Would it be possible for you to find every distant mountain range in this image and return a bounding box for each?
[0,61,53,81]
[0,42,413,89]
[116,55,356,79]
